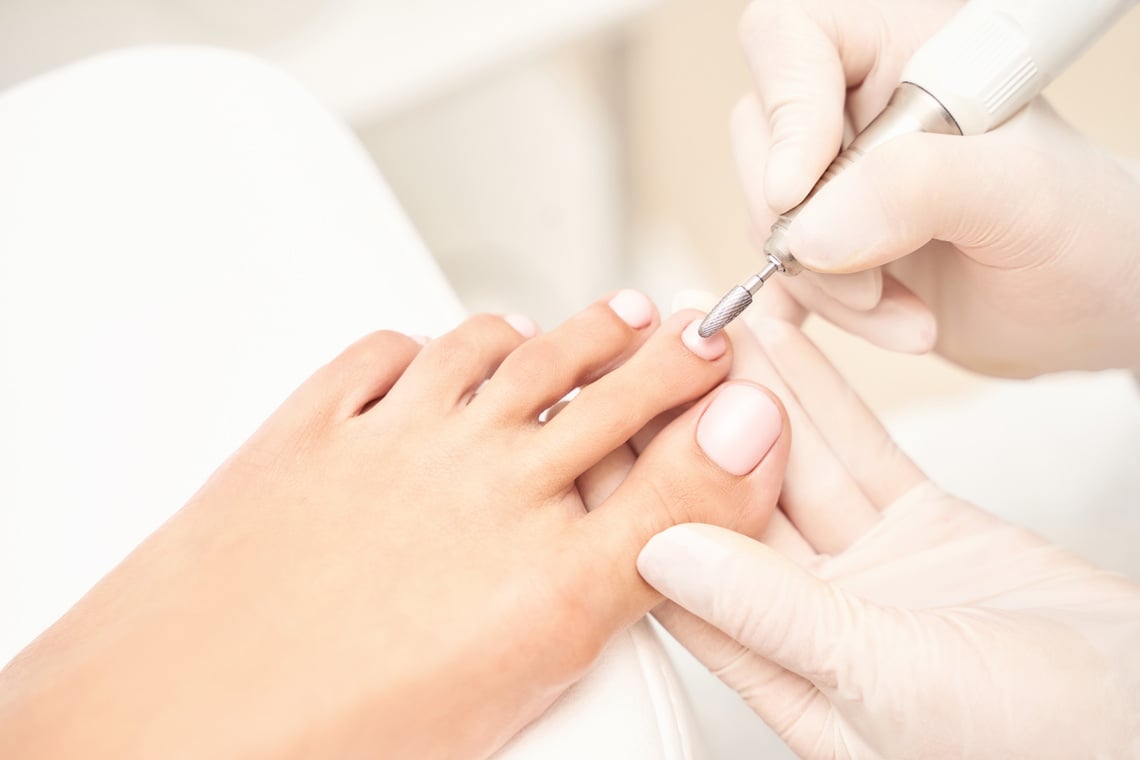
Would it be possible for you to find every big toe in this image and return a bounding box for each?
[581,381,789,625]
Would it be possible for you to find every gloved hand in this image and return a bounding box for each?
[637,305,1140,758]
[733,0,1140,376]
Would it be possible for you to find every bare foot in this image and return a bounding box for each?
[0,290,789,759]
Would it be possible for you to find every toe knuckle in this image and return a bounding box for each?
[463,312,513,338]
[578,301,634,342]
[434,313,522,367]
[340,330,414,369]
[609,401,650,439]
[428,336,482,371]
[501,339,566,386]
[637,469,707,526]
[646,344,720,397]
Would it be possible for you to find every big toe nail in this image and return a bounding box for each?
[696,384,782,476]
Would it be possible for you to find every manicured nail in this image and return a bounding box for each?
[696,384,782,475]
[504,313,539,338]
[608,289,654,329]
[682,320,727,361]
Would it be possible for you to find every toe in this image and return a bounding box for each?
[296,331,424,421]
[575,444,636,508]
[580,381,790,625]
[531,310,732,482]
[386,313,537,409]
[471,290,658,422]
[606,381,787,532]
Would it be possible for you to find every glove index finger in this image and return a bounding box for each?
[637,522,883,687]
[739,0,884,212]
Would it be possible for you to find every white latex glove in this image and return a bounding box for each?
[733,0,1140,376]
[637,303,1140,758]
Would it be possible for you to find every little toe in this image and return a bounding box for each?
[385,313,536,409]
[532,311,732,482]
[472,290,658,422]
[581,381,790,624]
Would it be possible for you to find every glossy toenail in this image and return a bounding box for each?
[504,313,539,338]
[682,320,727,360]
[608,289,654,329]
[697,384,781,476]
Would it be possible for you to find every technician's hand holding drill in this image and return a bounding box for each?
[722,0,1140,376]
[639,305,1140,759]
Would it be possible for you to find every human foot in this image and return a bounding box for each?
[0,290,789,760]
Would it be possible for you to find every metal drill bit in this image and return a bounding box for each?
[697,258,782,338]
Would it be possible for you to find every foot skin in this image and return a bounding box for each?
[0,291,789,760]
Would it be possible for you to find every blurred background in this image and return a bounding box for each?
[2,0,1137,415]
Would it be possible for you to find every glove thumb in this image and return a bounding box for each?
[638,523,874,684]
[787,130,1013,274]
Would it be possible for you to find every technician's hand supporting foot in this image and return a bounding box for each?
[637,312,1140,758]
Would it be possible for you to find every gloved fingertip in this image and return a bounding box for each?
[764,147,812,214]
[900,310,938,354]
[638,524,729,599]
[876,293,939,354]
[814,270,883,312]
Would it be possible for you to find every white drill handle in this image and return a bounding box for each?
[902,0,1137,135]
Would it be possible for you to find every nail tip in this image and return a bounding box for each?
[682,320,728,361]
[504,313,539,338]
[609,289,655,329]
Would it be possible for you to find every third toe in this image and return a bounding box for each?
[471,290,659,422]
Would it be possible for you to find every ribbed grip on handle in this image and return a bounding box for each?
[960,12,1041,120]
[903,4,1041,134]
[902,0,1136,135]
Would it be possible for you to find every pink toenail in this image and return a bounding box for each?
[504,313,540,338]
[682,320,727,360]
[697,384,782,475]
[608,289,654,329]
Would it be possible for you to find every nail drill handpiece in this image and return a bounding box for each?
[697,0,1134,337]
